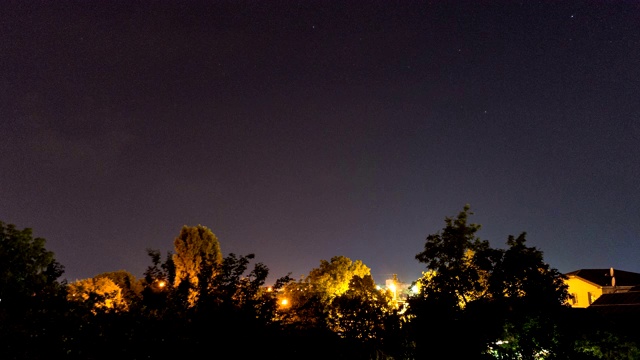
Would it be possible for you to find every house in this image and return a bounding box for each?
[564,268,640,308]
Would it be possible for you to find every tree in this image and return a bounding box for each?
[414,204,490,309]
[0,221,64,303]
[95,270,143,308]
[190,253,288,353]
[409,205,493,358]
[172,225,223,305]
[304,255,371,302]
[489,233,569,306]
[410,206,574,359]
[141,248,172,313]
[280,255,371,331]
[328,274,406,358]
[136,229,301,358]
[198,253,269,310]
[329,275,394,339]
[485,233,572,359]
[0,221,67,358]
[67,276,127,312]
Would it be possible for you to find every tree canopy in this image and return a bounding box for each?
[0,221,66,358]
[172,224,223,305]
[67,276,127,312]
[410,205,574,358]
[94,270,143,308]
[414,204,489,308]
[329,275,397,337]
[0,221,64,303]
[305,255,371,301]
[1,216,637,359]
[279,255,372,329]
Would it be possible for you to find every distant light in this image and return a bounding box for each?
[267,286,273,292]
[157,280,166,288]
[411,285,419,294]
[376,285,381,290]
[280,299,288,306]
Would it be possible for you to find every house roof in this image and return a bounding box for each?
[586,292,640,338]
[589,291,640,316]
[591,291,640,306]
[565,269,640,287]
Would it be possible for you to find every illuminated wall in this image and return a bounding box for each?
[565,276,603,308]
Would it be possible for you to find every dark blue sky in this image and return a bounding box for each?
[2,1,639,285]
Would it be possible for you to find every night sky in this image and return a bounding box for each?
[2,1,639,285]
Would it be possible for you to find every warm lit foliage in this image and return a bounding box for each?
[304,255,371,301]
[172,225,223,305]
[2,217,639,359]
[279,255,372,330]
[68,276,127,311]
[94,270,143,309]
[328,274,397,340]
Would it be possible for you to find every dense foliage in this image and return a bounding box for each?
[1,211,638,359]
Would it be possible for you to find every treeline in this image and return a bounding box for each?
[1,206,638,359]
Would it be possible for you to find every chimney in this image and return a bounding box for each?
[610,267,616,289]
